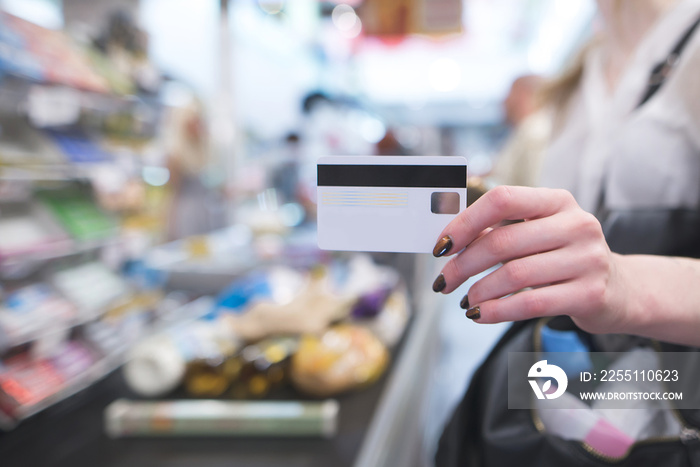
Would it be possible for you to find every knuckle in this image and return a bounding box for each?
[457,209,476,234]
[583,280,607,309]
[488,185,514,211]
[467,281,483,304]
[486,228,514,256]
[481,302,501,323]
[443,257,461,283]
[587,244,610,271]
[522,291,546,317]
[579,212,603,237]
[503,260,529,288]
[554,188,576,207]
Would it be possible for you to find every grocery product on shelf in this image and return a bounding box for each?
[0,337,102,420]
[0,353,65,414]
[222,336,298,399]
[0,337,113,422]
[350,286,394,319]
[105,399,340,438]
[48,341,97,381]
[119,254,409,402]
[219,267,355,342]
[123,320,239,398]
[0,15,43,82]
[51,261,130,318]
[0,12,108,91]
[0,115,65,167]
[0,202,72,263]
[353,286,410,348]
[216,254,403,340]
[43,129,114,164]
[0,283,78,351]
[183,357,240,399]
[37,187,118,242]
[291,324,389,397]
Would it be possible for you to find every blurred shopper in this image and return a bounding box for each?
[376,128,408,155]
[269,133,302,204]
[436,0,700,354]
[163,93,216,240]
[436,0,700,464]
[490,74,551,187]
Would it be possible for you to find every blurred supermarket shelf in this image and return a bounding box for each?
[0,294,126,353]
[0,165,96,183]
[145,225,328,295]
[0,75,160,132]
[0,236,122,281]
[0,296,213,431]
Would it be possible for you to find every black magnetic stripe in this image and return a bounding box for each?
[317,164,466,188]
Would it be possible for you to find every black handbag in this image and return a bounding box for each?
[434,316,700,467]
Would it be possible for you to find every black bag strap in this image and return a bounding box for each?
[637,14,700,108]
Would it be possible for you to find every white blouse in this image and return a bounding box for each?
[540,0,700,215]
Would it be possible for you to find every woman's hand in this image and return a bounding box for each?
[431,185,630,334]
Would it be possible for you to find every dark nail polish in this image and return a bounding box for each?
[459,295,470,309]
[466,306,481,320]
[433,235,453,257]
[432,273,446,293]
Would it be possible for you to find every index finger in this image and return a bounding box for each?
[432,186,576,257]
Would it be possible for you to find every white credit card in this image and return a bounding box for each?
[317,155,467,253]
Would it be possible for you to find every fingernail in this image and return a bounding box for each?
[432,273,446,293]
[459,295,470,309]
[466,306,481,320]
[433,235,453,257]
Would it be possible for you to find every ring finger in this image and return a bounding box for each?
[464,247,585,307]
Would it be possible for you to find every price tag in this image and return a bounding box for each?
[27,85,81,128]
[31,326,71,360]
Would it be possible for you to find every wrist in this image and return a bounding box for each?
[604,253,648,335]
[590,253,700,346]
